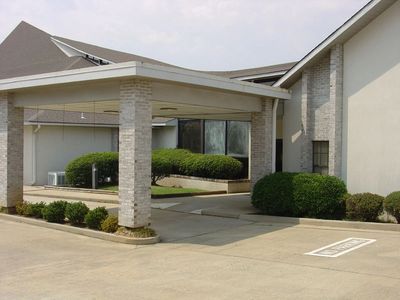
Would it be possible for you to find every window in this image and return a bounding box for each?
[178,119,203,153]
[204,120,226,154]
[227,121,249,157]
[313,141,329,175]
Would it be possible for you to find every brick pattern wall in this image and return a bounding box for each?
[0,93,24,209]
[299,44,344,176]
[250,99,273,187]
[118,80,152,228]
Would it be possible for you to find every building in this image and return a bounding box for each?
[0,0,399,227]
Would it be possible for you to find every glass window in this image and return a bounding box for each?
[313,141,329,175]
[178,119,203,153]
[204,120,226,154]
[227,121,249,157]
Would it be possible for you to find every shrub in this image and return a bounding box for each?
[346,193,384,222]
[65,152,118,187]
[252,172,297,216]
[101,215,119,233]
[25,202,47,218]
[116,227,156,238]
[152,148,192,174]
[252,172,347,219]
[179,154,242,179]
[42,201,68,223]
[65,202,89,225]
[384,192,400,223]
[151,153,173,185]
[292,173,347,219]
[85,207,109,230]
[16,201,28,216]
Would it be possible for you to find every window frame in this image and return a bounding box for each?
[312,141,329,175]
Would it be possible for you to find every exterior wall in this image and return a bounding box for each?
[343,0,400,195]
[152,126,177,149]
[24,125,114,185]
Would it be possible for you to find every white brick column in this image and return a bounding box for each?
[250,99,273,188]
[118,80,152,228]
[329,44,344,176]
[300,69,313,172]
[0,92,24,212]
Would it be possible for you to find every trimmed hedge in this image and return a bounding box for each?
[65,202,89,225]
[152,149,192,174]
[101,215,119,233]
[42,201,68,223]
[252,172,347,219]
[179,154,242,179]
[346,193,384,222]
[385,192,400,223]
[85,207,109,230]
[151,153,173,185]
[65,152,118,187]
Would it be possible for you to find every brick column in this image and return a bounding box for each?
[118,80,152,228]
[250,99,273,188]
[0,93,24,212]
[300,69,313,172]
[329,44,343,177]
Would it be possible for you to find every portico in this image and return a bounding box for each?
[0,61,290,227]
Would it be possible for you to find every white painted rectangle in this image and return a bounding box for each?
[305,238,376,258]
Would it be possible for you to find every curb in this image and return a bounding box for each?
[0,213,160,245]
[24,192,119,204]
[201,209,400,233]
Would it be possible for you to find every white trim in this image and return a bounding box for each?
[271,98,279,173]
[274,0,386,87]
[0,61,291,100]
[51,37,115,65]
[233,71,287,81]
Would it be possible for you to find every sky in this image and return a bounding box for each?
[0,0,368,71]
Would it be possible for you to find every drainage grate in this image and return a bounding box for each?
[305,238,376,258]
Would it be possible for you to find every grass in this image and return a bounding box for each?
[101,185,205,195]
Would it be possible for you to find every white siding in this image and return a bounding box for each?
[152,126,177,149]
[343,1,400,195]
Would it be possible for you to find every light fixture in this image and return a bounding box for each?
[80,112,86,119]
[103,110,119,114]
[160,107,177,111]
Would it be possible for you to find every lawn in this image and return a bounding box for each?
[101,185,205,195]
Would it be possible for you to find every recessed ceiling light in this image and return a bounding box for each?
[103,110,119,113]
[160,107,177,111]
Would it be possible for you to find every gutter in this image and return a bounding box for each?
[31,124,41,185]
[271,98,279,173]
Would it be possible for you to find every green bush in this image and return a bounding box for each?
[85,207,109,230]
[346,193,384,222]
[42,201,68,223]
[252,172,347,219]
[152,149,192,174]
[179,154,242,179]
[151,153,173,185]
[384,192,400,223]
[25,202,47,218]
[101,215,119,233]
[65,152,118,187]
[292,173,347,219]
[65,202,89,225]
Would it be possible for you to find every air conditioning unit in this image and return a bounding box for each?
[48,172,66,186]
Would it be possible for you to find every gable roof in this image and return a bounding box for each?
[274,0,397,88]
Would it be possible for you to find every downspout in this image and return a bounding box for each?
[31,124,41,185]
[271,98,279,173]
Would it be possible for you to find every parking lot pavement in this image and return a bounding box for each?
[1,208,399,300]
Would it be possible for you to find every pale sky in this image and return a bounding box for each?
[0,0,368,71]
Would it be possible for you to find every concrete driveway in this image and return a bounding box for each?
[1,205,400,299]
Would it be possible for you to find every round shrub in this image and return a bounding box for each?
[101,215,119,233]
[85,207,109,230]
[16,201,28,216]
[179,154,242,179]
[292,173,347,219]
[151,153,173,185]
[25,202,47,218]
[42,201,68,223]
[65,202,89,225]
[346,193,384,222]
[65,152,119,187]
[252,172,297,216]
[384,192,400,223]
[152,148,192,174]
[251,172,347,219]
